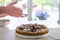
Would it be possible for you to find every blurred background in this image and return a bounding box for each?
[0,0,59,30]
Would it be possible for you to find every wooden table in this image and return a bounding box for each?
[0,27,56,40]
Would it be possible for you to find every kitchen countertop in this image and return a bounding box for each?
[0,27,60,40]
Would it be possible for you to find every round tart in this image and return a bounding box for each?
[16,24,49,36]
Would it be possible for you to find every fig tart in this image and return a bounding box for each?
[16,24,49,36]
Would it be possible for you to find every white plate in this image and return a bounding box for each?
[16,32,49,38]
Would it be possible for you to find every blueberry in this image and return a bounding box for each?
[30,29,36,32]
[19,27,24,30]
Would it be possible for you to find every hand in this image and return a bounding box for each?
[0,6,7,17]
[6,1,23,17]
[0,1,23,18]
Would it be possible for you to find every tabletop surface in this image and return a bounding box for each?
[0,27,60,40]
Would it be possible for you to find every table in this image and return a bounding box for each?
[0,27,59,40]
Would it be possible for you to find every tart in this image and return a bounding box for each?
[16,24,49,36]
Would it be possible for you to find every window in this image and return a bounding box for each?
[0,0,59,30]
[32,0,59,28]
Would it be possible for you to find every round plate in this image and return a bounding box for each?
[16,32,49,38]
